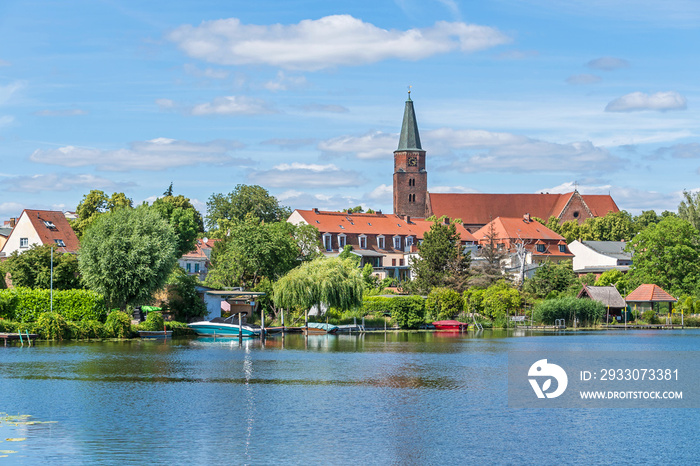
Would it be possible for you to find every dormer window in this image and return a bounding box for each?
[54,239,66,247]
[377,235,385,249]
[406,236,414,248]
[559,245,566,253]
[393,236,402,250]
[537,244,545,253]
[359,235,367,249]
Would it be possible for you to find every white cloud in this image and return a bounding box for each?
[4,173,129,193]
[605,91,687,112]
[261,138,316,149]
[263,71,307,91]
[301,103,349,113]
[318,131,397,159]
[29,138,247,171]
[0,202,25,217]
[0,80,25,105]
[167,15,510,71]
[34,109,88,117]
[190,95,276,115]
[367,184,392,201]
[277,189,364,211]
[155,98,176,109]
[429,185,478,193]
[566,74,601,85]
[654,142,700,159]
[587,57,630,71]
[249,163,364,188]
[424,127,527,151]
[183,63,229,79]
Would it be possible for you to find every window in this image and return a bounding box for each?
[377,236,385,249]
[559,245,566,253]
[408,194,412,202]
[406,236,414,248]
[54,239,66,247]
[186,263,191,272]
[537,244,545,253]
[393,236,401,250]
[399,259,404,266]
[497,243,504,250]
[20,238,28,248]
[323,234,332,252]
[338,234,346,249]
[359,235,367,249]
[43,220,57,230]
[392,258,396,266]
[573,211,579,218]
[194,263,200,273]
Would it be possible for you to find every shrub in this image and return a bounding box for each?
[425,288,462,321]
[533,297,605,326]
[642,310,658,324]
[71,319,104,340]
[140,311,165,331]
[35,312,70,340]
[0,288,107,322]
[361,295,425,329]
[104,310,133,338]
[0,319,19,333]
[165,321,195,336]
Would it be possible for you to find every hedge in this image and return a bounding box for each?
[0,287,108,323]
[361,295,425,329]
[533,296,604,326]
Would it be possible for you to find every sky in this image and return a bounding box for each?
[1,0,700,220]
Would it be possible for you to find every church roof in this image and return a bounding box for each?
[396,96,422,151]
[427,192,619,225]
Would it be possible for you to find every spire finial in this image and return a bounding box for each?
[407,85,412,100]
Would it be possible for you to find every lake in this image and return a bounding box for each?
[1,329,699,465]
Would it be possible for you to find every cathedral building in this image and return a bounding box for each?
[392,95,620,232]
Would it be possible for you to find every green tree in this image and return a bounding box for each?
[204,215,302,289]
[408,219,470,293]
[482,280,521,324]
[425,287,462,321]
[338,245,361,266]
[678,190,700,231]
[164,268,207,322]
[633,210,661,233]
[273,257,364,313]
[71,190,133,238]
[595,269,630,295]
[151,191,205,257]
[206,184,291,231]
[523,260,578,299]
[469,220,504,288]
[4,244,81,289]
[626,216,700,296]
[78,206,178,311]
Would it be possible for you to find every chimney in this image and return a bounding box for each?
[523,213,531,223]
[313,208,319,214]
[404,215,411,223]
[10,218,16,228]
[443,217,450,225]
[377,210,382,215]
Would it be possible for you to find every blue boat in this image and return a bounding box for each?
[188,316,263,337]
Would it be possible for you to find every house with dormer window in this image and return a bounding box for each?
[0,210,80,258]
[288,208,476,282]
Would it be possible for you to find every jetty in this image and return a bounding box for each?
[0,332,39,346]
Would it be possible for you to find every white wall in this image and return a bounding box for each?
[0,212,42,257]
[568,240,617,270]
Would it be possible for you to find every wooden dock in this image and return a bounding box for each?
[0,332,39,346]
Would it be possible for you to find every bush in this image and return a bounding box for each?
[0,319,19,333]
[642,310,659,324]
[140,311,165,331]
[165,321,195,336]
[104,310,133,338]
[0,288,107,322]
[165,270,208,322]
[71,320,104,339]
[533,297,605,326]
[362,295,425,329]
[35,312,70,340]
[425,288,462,321]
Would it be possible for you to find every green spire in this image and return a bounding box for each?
[397,93,422,151]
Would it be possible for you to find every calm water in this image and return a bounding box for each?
[1,330,699,465]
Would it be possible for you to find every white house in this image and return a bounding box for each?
[568,240,632,277]
[0,210,80,258]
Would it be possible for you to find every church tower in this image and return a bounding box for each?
[393,93,427,218]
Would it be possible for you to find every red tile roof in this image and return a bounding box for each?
[292,209,477,242]
[472,217,573,258]
[625,284,677,302]
[427,192,619,225]
[24,210,80,253]
[181,238,221,260]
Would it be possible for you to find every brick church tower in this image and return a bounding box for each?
[393,93,427,218]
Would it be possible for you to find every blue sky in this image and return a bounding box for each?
[1,0,699,220]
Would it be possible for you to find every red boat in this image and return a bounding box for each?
[432,320,469,331]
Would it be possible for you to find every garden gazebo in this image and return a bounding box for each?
[625,284,676,317]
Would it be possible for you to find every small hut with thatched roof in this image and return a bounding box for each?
[577,285,627,321]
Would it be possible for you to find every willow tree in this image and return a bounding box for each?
[273,257,363,318]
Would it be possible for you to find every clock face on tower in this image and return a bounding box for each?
[407,156,417,167]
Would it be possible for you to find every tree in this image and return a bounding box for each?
[425,287,462,321]
[595,269,630,295]
[482,280,521,324]
[71,190,133,238]
[164,268,207,321]
[204,215,302,289]
[408,219,470,293]
[633,210,661,233]
[678,190,700,231]
[78,206,178,311]
[4,244,81,290]
[626,216,700,296]
[151,191,205,257]
[273,257,364,313]
[580,211,634,241]
[205,184,291,231]
[522,260,579,299]
[469,221,505,288]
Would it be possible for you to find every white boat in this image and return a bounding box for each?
[188,316,263,337]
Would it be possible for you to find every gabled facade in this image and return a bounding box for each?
[288,209,476,282]
[0,210,80,258]
[568,240,632,277]
[472,214,573,282]
[178,238,220,281]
